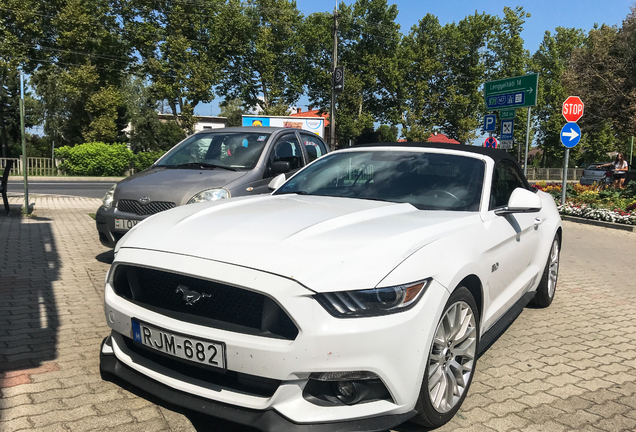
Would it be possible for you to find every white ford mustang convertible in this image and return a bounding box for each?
[100,143,561,431]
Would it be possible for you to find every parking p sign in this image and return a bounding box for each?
[484,114,496,132]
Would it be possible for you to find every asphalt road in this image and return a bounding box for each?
[6,180,115,199]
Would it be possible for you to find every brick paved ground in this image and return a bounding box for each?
[1,196,636,432]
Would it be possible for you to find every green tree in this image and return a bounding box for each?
[219,98,246,127]
[436,12,498,144]
[219,0,304,115]
[119,0,241,134]
[532,27,586,167]
[31,0,131,146]
[487,7,533,155]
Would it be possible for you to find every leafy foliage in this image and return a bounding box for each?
[55,142,132,176]
[132,150,166,172]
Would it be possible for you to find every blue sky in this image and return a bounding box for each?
[198,0,634,116]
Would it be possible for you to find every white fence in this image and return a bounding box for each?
[1,158,58,176]
[526,168,585,181]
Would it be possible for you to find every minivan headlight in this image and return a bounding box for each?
[315,279,431,318]
[187,188,230,204]
[102,185,116,209]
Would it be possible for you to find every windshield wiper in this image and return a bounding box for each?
[174,162,238,171]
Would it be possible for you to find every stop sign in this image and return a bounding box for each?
[562,96,584,122]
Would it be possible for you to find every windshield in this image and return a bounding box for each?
[156,132,271,170]
[274,150,485,211]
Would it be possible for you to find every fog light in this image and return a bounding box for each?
[336,381,356,401]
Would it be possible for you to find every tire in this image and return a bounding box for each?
[411,287,479,428]
[530,234,560,308]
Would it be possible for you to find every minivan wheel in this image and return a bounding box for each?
[411,287,479,428]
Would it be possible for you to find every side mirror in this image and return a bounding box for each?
[268,173,287,191]
[495,187,542,216]
[271,161,291,174]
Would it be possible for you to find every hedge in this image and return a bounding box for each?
[55,142,133,176]
[132,150,166,172]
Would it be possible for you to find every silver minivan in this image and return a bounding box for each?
[96,127,329,247]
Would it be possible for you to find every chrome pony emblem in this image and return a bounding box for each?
[175,285,211,306]
[139,196,150,203]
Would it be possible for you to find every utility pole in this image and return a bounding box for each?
[330,5,338,151]
[19,71,30,215]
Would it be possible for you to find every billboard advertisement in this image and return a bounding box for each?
[242,115,325,138]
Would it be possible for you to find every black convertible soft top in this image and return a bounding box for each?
[354,142,519,165]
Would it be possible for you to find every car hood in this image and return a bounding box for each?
[115,167,248,205]
[120,195,480,292]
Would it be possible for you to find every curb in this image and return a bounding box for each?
[561,215,636,232]
[8,176,125,182]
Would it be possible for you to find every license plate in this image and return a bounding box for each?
[115,218,139,230]
[131,319,226,370]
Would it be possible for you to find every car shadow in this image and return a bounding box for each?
[0,209,60,422]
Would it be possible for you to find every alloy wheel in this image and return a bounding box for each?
[428,300,477,413]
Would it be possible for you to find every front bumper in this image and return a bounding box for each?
[100,336,415,432]
[100,247,450,428]
[96,206,150,248]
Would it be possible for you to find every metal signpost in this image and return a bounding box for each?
[560,96,584,205]
[484,73,539,175]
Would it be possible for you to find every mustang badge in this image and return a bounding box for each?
[175,285,212,306]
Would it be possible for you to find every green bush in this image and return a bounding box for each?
[132,150,166,172]
[55,142,133,176]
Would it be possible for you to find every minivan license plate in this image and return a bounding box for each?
[115,218,139,230]
[131,319,226,370]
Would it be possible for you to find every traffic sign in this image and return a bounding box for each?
[485,73,538,110]
[484,114,496,132]
[499,140,513,149]
[333,66,344,92]
[499,109,516,120]
[560,122,581,148]
[484,137,498,148]
[562,96,584,122]
[501,119,514,141]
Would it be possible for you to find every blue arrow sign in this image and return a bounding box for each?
[484,114,496,132]
[560,122,581,148]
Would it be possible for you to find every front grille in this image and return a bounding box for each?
[113,265,299,340]
[121,335,281,397]
[117,199,176,215]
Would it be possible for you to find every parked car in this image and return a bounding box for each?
[580,161,636,187]
[100,143,561,431]
[95,127,329,247]
[579,162,607,185]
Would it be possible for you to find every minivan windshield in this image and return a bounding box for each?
[156,132,271,170]
[274,150,485,211]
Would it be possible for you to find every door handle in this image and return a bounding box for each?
[534,217,543,229]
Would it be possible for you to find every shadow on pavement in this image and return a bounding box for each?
[0,207,60,419]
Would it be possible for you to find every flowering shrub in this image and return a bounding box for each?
[559,203,636,225]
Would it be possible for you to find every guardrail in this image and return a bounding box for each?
[0,157,58,176]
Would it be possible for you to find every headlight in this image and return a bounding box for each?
[102,185,116,209]
[187,188,230,204]
[315,279,431,318]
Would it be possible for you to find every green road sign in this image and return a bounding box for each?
[499,109,516,119]
[485,73,538,110]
